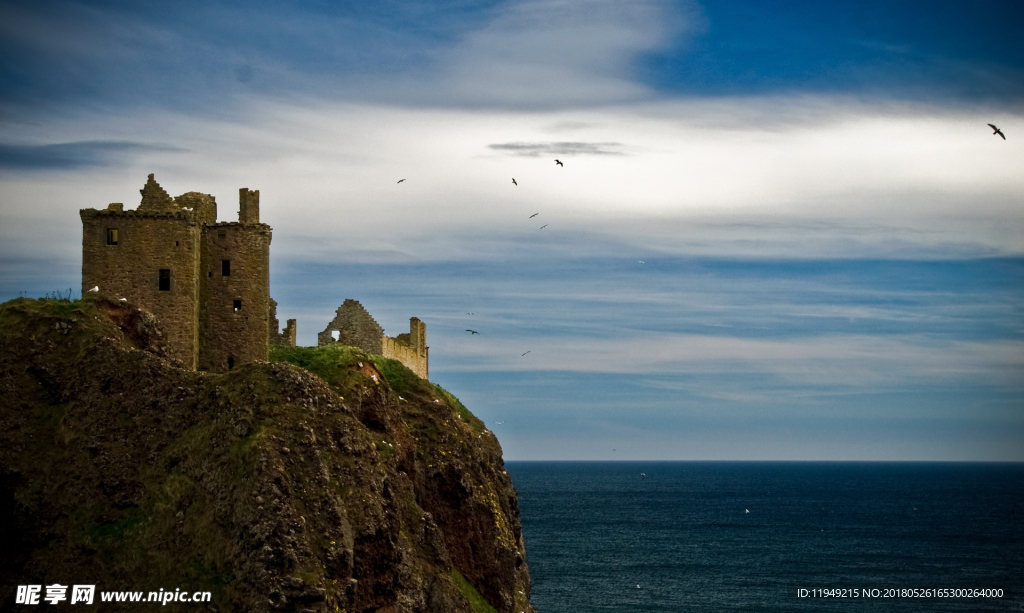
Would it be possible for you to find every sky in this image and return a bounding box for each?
[1,0,1022,460]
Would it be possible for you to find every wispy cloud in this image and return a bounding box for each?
[413,0,691,108]
[0,141,186,170]
[435,332,1024,386]
[488,141,624,156]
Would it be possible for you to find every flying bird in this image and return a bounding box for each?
[466,312,474,315]
[554,159,563,167]
[512,178,517,186]
[529,213,538,218]
[87,286,99,292]
[539,224,548,229]
[988,124,1005,139]
[397,179,406,183]
[466,329,479,335]
[521,350,531,356]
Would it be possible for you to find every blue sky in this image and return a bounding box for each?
[1,0,1022,460]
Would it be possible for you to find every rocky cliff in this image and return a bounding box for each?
[0,296,535,613]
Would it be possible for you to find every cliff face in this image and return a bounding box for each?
[0,296,535,613]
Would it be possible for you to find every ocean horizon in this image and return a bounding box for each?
[506,461,1023,612]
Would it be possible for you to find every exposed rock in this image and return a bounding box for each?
[0,296,535,613]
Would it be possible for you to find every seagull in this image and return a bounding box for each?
[496,421,503,425]
[466,329,479,335]
[638,260,645,264]
[512,178,517,186]
[539,224,548,229]
[745,509,750,514]
[640,473,646,480]
[529,213,538,218]
[88,286,99,292]
[521,350,530,356]
[554,159,563,167]
[467,312,474,315]
[119,298,127,302]
[988,124,1006,140]
[397,179,406,184]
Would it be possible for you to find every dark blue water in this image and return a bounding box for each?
[506,462,1024,612]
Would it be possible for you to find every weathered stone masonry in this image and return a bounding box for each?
[81,175,294,371]
[319,299,429,380]
[269,298,297,348]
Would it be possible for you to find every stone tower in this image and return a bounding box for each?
[80,175,274,371]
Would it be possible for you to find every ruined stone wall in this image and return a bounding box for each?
[282,319,297,347]
[175,191,217,225]
[381,336,429,379]
[386,317,428,379]
[268,298,297,347]
[80,205,201,369]
[198,221,271,371]
[318,299,383,354]
[269,297,281,344]
[321,303,429,379]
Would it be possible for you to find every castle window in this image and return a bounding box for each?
[222,260,231,276]
[228,356,235,370]
[233,299,242,312]
[159,269,171,291]
[331,330,340,341]
[106,228,118,245]
[175,241,179,247]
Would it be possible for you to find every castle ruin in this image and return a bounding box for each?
[318,299,429,380]
[80,174,295,371]
[81,175,428,379]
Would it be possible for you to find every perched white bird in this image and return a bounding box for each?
[745,509,750,513]
[88,286,99,292]
[119,298,127,302]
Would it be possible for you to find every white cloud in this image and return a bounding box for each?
[435,332,1024,388]
[3,95,1022,273]
[408,0,692,108]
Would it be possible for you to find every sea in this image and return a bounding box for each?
[505,462,1024,612]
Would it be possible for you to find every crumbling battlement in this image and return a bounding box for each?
[319,299,429,380]
[269,298,297,348]
[80,174,288,371]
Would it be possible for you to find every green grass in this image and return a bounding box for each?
[370,355,433,398]
[433,384,485,434]
[451,569,499,613]
[269,344,368,396]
